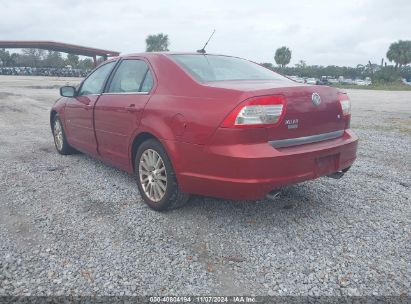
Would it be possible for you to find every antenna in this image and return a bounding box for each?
[197,29,216,54]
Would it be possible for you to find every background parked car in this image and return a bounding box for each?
[306,77,318,85]
[288,75,305,83]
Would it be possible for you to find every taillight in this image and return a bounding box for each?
[338,92,351,129]
[221,96,285,128]
[338,93,351,116]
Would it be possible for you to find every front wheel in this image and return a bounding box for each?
[52,115,75,155]
[135,139,190,211]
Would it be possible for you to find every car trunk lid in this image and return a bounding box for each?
[266,85,345,142]
[205,80,346,145]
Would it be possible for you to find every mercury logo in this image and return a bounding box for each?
[312,92,322,106]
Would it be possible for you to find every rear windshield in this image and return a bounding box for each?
[170,54,287,82]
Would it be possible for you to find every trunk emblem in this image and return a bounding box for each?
[285,119,299,129]
[312,93,322,106]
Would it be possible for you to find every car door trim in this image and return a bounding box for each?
[101,92,149,95]
[269,130,344,148]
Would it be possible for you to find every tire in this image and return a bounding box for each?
[135,139,190,211]
[52,114,75,155]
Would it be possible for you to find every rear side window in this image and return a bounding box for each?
[108,59,153,93]
[171,54,288,82]
[140,71,153,93]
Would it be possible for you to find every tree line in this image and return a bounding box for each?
[262,62,411,82]
[1,33,410,82]
[265,41,411,82]
[144,34,411,82]
[0,48,94,70]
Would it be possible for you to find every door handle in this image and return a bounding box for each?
[125,104,139,112]
[84,104,93,110]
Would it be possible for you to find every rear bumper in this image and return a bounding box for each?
[175,129,358,200]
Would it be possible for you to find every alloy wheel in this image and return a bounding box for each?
[53,119,63,151]
[139,149,167,202]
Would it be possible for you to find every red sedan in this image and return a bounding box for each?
[51,53,358,211]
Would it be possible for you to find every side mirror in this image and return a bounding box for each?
[60,86,76,97]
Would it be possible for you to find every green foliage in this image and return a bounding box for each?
[295,60,307,68]
[0,49,18,66]
[263,63,411,84]
[260,62,274,70]
[335,82,411,91]
[9,53,19,66]
[66,54,79,68]
[263,40,410,85]
[43,51,65,68]
[386,40,411,69]
[267,64,364,79]
[145,33,170,52]
[1,48,94,70]
[77,58,94,70]
[274,46,292,67]
[0,49,12,66]
[371,66,401,83]
[20,48,46,67]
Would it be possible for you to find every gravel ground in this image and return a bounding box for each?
[0,76,410,297]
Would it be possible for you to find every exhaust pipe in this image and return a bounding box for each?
[327,171,345,179]
[327,166,351,179]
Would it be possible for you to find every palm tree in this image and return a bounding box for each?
[274,46,292,68]
[145,33,170,52]
[295,60,307,68]
[386,40,411,69]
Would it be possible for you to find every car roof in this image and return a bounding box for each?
[119,52,238,58]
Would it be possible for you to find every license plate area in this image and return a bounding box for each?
[315,154,339,176]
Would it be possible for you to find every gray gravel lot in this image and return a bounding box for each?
[0,76,410,296]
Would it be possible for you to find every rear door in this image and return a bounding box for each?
[94,58,155,169]
[64,61,116,155]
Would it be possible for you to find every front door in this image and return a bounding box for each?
[64,61,116,155]
[94,59,155,169]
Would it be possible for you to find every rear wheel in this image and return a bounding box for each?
[52,115,75,155]
[135,139,189,211]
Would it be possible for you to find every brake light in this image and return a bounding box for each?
[221,96,285,128]
[338,93,351,116]
[338,92,351,129]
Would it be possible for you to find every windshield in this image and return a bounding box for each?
[170,54,288,82]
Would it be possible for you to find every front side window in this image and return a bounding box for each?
[170,54,288,82]
[108,60,153,93]
[79,61,116,95]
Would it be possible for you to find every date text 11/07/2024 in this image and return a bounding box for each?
[149,296,257,303]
